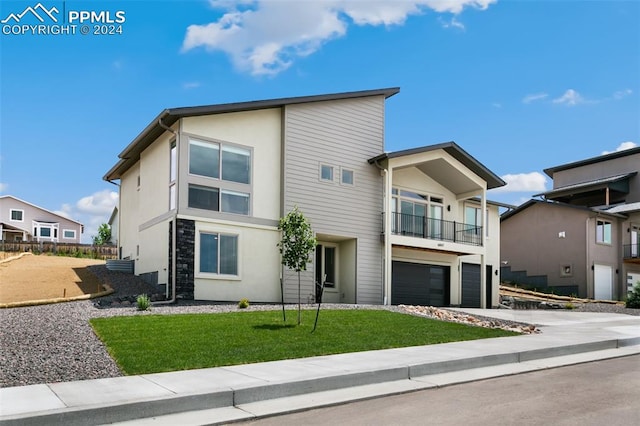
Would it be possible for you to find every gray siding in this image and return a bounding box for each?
[552,152,640,203]
[282,96,386,304]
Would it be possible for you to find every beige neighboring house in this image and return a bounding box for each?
[104,88,506,307]
[501,147,640,300]
[0,195,83,244]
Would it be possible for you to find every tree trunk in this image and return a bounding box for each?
[297,270,301,325]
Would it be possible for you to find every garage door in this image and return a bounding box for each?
[461,263,493,308]
[391,261,450,306]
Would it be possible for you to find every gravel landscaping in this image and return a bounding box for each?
[1,265,638,388]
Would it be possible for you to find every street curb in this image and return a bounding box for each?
[2,336,638,426]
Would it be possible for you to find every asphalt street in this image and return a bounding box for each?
[237,354,640,426]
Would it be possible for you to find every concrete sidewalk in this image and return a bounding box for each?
[1,310,639,426]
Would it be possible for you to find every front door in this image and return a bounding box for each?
[594,264,613,300]
[315,243,339,303]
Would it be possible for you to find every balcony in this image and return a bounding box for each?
[383,212,483,247]
[623,243,640,263]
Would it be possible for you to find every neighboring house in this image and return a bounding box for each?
[0,195,83,243]
[108,207,119,247]
[104,88,506,307]
[501,147,640,300]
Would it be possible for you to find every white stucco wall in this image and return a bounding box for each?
[193,220,281,302]
[119,164,140,261]
[181,108,282,221]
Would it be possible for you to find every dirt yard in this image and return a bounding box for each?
[0,253,106,304]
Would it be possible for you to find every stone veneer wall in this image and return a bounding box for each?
[170,218,195,300]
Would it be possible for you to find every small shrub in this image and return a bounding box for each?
[137,294,151,311]
[626,283,640,309]
[238,298,250,309]
[564,302,575,310]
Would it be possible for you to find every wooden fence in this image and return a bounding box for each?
[0,241,118,260]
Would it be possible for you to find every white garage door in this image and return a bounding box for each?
[594,264,612,300]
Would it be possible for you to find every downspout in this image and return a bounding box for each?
[480,189,487,308]
[586,216,591,299]
[373,159,391,305]
[154,117,178,305]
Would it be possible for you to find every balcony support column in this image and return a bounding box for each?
[480,189,487,308]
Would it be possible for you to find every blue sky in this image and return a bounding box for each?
[1,0,638,243]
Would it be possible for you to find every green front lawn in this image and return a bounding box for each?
[90,309,518,375]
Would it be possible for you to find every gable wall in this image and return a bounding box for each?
[283,95,387,304]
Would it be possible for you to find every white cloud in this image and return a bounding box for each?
[438,15,466,30]
[601,141,637,155]
[552,89,585,106]
[522,92,548,104]
[183,0,497,76]
[54,190,118,243]
[491,172,548,193]
[0,182,8,193]
[491,102,502,108]
[612,88,632,100]
[183,81,201,89]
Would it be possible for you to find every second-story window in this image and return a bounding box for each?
[189,138,251,184]
[391,188,443,238]
[596,219,612,244]
[169,141,177,210]
[465,205,489,237]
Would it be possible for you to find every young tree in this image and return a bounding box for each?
[278,206,316,325]
[92,223,112,246]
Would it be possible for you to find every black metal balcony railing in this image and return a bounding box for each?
[383,212,483,246]
[623,243,640,259]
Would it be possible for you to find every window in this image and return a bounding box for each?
[341,168,354,185]
[169,141,177,210]
[200,232,238,275]
[391,188,443,237]
[40,227,51,237]
[596,220,612,244]
[189,139,220,179]
[221,145,250,184]
[188,184,250,215]
[465,205,489,237]
[189,138,251,184]
[189,185,219,211]
[320,164,334,181]
[10,209,23,222]
[221,190,249,215]
[63,229,76,239]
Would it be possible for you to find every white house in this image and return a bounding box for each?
[104,88,505,307]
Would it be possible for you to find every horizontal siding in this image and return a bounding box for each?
[283,96,386,305]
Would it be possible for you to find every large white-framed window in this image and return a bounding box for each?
[10,209,24,222]
[596,219,612,244]
[62,229,76,240]
[33,221,59,242]
[197,231,240,277]
[188,137,251,184]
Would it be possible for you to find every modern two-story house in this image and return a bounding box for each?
[104,88,506,308]
[0,195,84,243]
[501,147,640,300]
